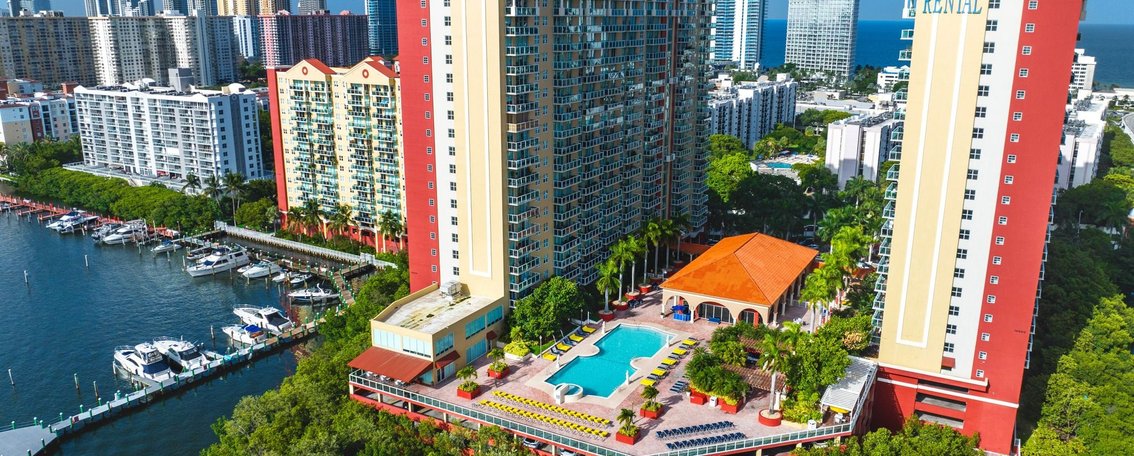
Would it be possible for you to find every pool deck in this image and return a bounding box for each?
[378,288,826,454]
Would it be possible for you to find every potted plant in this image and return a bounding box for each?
[455,366,480,399]
[716,375,749,414]
[639,385,664,419]
[487,348,509,379]
[615,408,639,444]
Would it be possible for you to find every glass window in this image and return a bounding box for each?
[978,352,988,360]
[995,236,1005,245]
[981,333,991,341]
[486,305,504,325]
[984,314,994,323]
[998,216,1008,225]
[993,256,1002,265]
[464,315,486,338]
[1007,154,1017,163]
[949,305,960,316]
[957,249,968,260]
[946,324,958,335]
[465,338,487,362]
[951,287,963,297]
[944,342,955,353]
[990,276,1000,284]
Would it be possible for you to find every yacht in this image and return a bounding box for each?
[186,248,251,277]
[233,307,294,335]
[151,240,181,254]
[46,210,82,230]
[288,285,339,303]
[91,223,122,242]
[242,261,282,279]
[288,272,313,286]
[113,342,174,383]
[185,245,214,261]
[271,270,290,283]
[101,221,147,245]
[57,215,99,234]
[152,337,209,372]
[222,324,267,345]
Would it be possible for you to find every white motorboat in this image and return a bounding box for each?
[185,245,214,261]
[242,261,282,279]
[101,221,147,245]
[46,210,83,230]
[222,324,267,345]
[91,223,121,242]
[233,307,294,335]
[186,248,251,277]
[288,273,313,286]
[152,337,209,372]
[271,270,290,283]
[113,342,174,382]
[57,215,99,234]
[288,285,339,303]
[151,240,181,254]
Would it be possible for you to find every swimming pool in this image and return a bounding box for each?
[764,162,794,169]
[546,325,670,397]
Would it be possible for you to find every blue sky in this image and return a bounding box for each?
[47,0,1134,25]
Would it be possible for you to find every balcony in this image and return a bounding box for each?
[508,189,538,206]
[509,223,540,241]
[884,182,897,201]
[898,49,913,61]
[509,255,539,276]
[900,29,914,40]
[886,164,900,182]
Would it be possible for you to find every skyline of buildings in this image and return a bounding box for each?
[784,0,859,78]
[258,11,368,68]
[823,111,899,187]
[89,14,239,87]
[712,0,766,70]
[872,1,1086,454]
[708,74,798,150]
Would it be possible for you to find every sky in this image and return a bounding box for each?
[42,0,1134,25]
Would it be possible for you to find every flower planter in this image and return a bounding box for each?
[616,431,639,445]
[613,301,630,312]
[457,386,480,400]
[638,285,652,294]
[640,406,663,419]
[503,352,530,362]
[487,367,509,379]
[599,310,616,321]
[758,409,783,427]
[719,400,741,414]
[690,391,708,405]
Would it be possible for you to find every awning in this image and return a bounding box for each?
[820,357,877,414]
[486,330,498,340]
[435,350,460,369]
[348,346,433,383]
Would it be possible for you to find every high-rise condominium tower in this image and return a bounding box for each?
[365,0,396,56]
[872,1,1085,454]
[257,0,287,15]
[397,0,712,296]
[712,0,765,70]
[216,0,254,16]
[258,11,368,67]
[784,0,858,78]
[295,0,324,15]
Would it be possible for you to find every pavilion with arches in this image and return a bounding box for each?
[660,233,818,327]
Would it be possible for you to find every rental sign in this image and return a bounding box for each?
[906,0,985,15]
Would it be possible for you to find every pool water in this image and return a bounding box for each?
[765,162,794,169]
[546,325,669,397]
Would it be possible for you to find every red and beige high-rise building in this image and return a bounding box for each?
[872,1,1085,454]
[397,0,712,296]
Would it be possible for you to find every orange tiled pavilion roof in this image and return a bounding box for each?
[661,233,818,306]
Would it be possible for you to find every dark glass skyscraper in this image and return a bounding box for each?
[365,0,396,57]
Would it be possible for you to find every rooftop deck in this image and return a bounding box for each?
[378,287,499,334]
[352,289,871,455]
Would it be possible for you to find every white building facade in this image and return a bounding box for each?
[75,81,263,181]
[89,15,239,87]
[824,112,898,187]
[784,0,859,79]
[876,65,910,92]
[709,76,798,149]
[1057,97,1106,189]
[712,0,766,70]
[1070,48,1095,92]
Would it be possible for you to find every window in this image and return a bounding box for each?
[1025,23,1036,33]
[448,146,456,156]
[447,111,455,120]
[985,20,998,32]
[429,232,436,240]
[449,164,456,173]
[445,55,453,65]
[1010,133,1020,142]
[1028,0,1038,9]
[419,0,426,7]
[427,147,433,155]
[451,250,458,259]
[424,93,430,101]
[452,233,458,242]
[446,92,454,102]
[451,216,458,225]
[449,199,456,209]
[449,182,457,191]
[453,267,459,275]
[983,42,996,53]
[485,305,504,325]
[993,256,1002,265]
[987,295,997,304]
[973,128,984,139]
[967,169,979,180]
[949,305,961,316]
[1001,196,1011,205]
[1004,175,1015,184]
[980,64,992,75]
[421,38,428,46]
[430,215,437,223]
[426,164,433,172]
[984,314,994,323]
[423,75,430,83]
[964,189,976,200]
[1012,112,1023,121]
[424,111,431,119]
[431,248,438,256]
[446,73,453,83]
[989,276,1000,285]
[978,351,988,360]
[1019,68,1029,77]
[981,333,991,341]
[976,369,985,378]
[954,268,966,279]
[946,324,958,335]
[423,56,430,64]
[970,148,982,160]
[1016,90,1026,99]
[995,236,1005,245]
[957,249,968,260]
[445,35,452,45]
[464,315,486,338]
[447,129,455,138]
[975,107,987,118]
[420,19,427,27]
[444,16,451,26]
[989,0,1000,7]
[1021,46,1032,56]
[977,85,990,96]
[427,181,434,189]
[962,209,974,220]
[1007,154,1017,163]
[944,342,955,353]
[959,229,971,240]
[951,287,963,297]
[998,216,1008,225]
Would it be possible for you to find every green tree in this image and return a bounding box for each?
[616,408,638,437]
[378,210,402,253]
[327,204,353,239]
[708,134,747,159]
[596,260,621,313]
[234,198,277,231]
[182,172,201,193]
[792,417,981,455]
[730,173,807,236]
[222,171,246,222]
[707,152,755,203]
[609,238,636,298]
[203,174,223,202]
[507,276,586,341]
[760,332,789,412]
[623,235,646,290]
[641,218,663,277]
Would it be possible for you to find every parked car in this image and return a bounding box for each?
[522,438,544,449]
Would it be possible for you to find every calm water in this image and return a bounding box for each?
[0,208,299,455]
[761,20,1134,88]
[546,325,668,397]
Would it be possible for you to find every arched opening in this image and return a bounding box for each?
[696,302,734,324]
[668,295,692,322]
[738,309,762,326]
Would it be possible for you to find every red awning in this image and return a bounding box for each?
[941,356,956,369]
[348,346,433,383]
[435,350,460,369]
[486,330,498,340]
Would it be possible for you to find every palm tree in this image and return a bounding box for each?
[801,265,838,331]
[327,204,353,239]
[182,172,201,194]
[781,321,804,353]
[378,210,400,253]
[609,239,636,299]
[300,198,323,237]
[265,204,280,231]
[456,365,479,393]
[640,384,661,413]
[671,213,691,265]
[759,332,789,412]
[658,218,678,270]
[285,205,304,233]
[393,216,406,250]
[641,218,662,280]
[222,172,246,222]
[624,235,645,292]
[616,408,637,437]
[203,174,223,202]
[596,260,621,313]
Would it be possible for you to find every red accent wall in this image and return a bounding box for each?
[267,67,289,213]
[397,0,439,292]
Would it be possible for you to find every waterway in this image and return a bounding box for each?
[0,197,300,455]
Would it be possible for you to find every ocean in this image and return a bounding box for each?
[760,19,1134,88]
[0,200,299,455]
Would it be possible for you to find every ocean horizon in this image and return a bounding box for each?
[759,19,1134,89]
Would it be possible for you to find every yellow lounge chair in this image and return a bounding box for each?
[673,348,688,356]
[641,378,656,387]
[543,353,558,361]
[556,342,573,351]
[581,325,597,333]
[652,368,667,376]
[569,334,585,343]
[661,358,677,366]
[681,338,697,347]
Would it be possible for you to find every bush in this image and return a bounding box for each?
[781,391,822,423]
[503,339,530,357]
